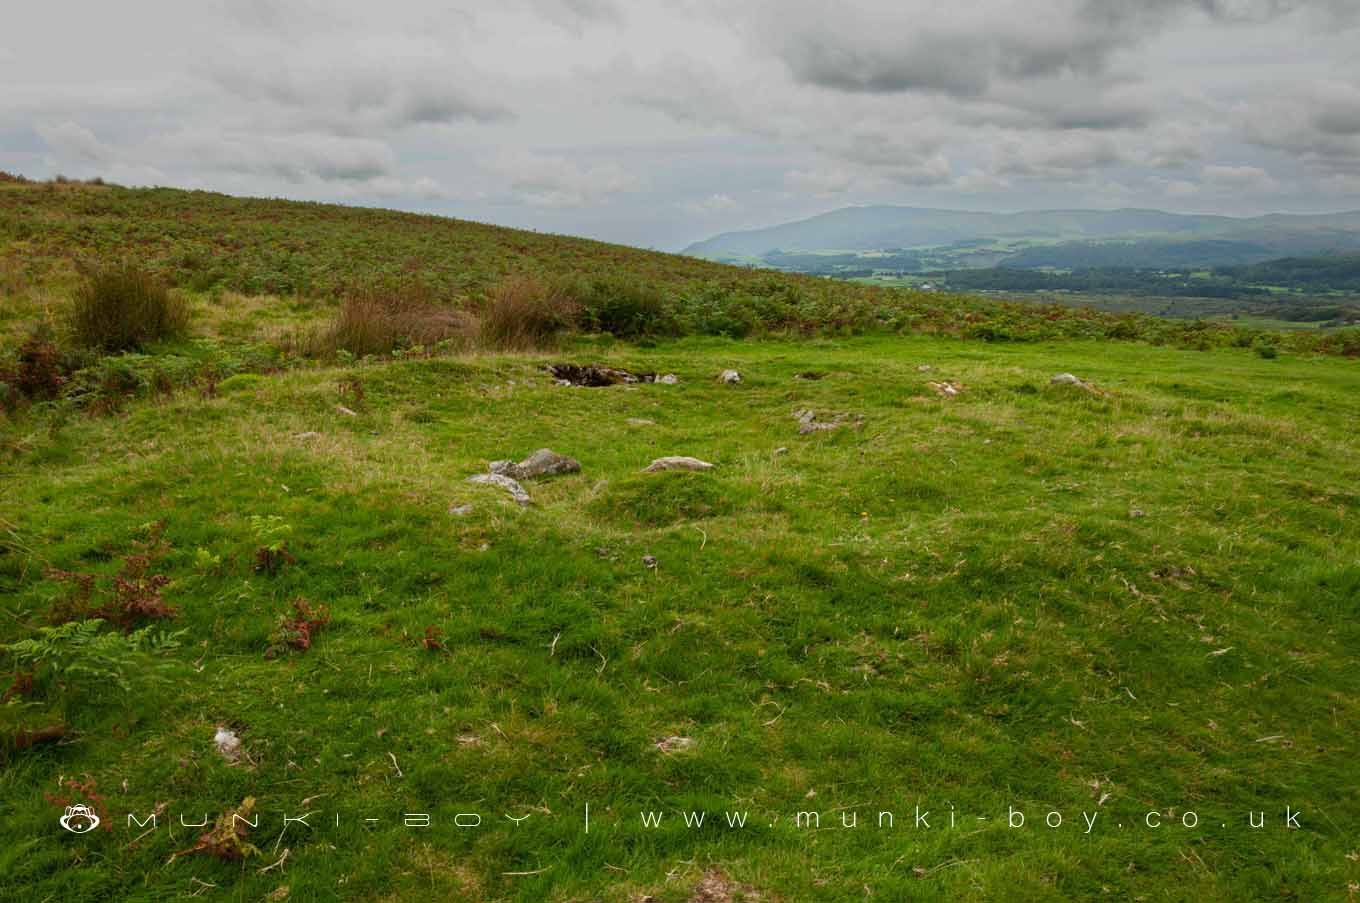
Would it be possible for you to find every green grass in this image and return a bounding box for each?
[2,333,1358,901]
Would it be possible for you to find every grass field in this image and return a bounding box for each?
[2,181,1359,901]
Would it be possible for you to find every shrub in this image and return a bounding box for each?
[309,284,475,358]
[47,522,178,629]
[69,261,188,351]
[267,597,330,656]
[15,324,65,399]
[479,275,580,350]
[574,275,673,338]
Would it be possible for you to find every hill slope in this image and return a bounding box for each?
[1,179,1359,901]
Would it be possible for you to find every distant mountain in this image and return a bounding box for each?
[684,206,1360,271]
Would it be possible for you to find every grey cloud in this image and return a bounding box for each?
[1243,84,1360,175]
[159,130,398,183]
[488,150,642,207]
[528,0,624,31]
[207,63,511,132]
[752,1,1181,99]
[35,121,114,163]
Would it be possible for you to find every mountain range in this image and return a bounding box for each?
[684,206,1360,271]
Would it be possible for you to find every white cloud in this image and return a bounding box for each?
[489,151,641,207]
[35,121,114,163]
[1202,163,1278,191]
[785,168,856,197]
[680,193,738,214]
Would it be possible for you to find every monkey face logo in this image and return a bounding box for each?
[59,804,100,834]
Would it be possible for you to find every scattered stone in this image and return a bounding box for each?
[627,418,656,426]
[335,404,358,417]
[917,364,932,372]
[489,448,580,481]
[1050,372,1098,393]
[642,456,714,473]
[718,369,742,384]
[793,409,859,434]
[773,446,789,455]
[294,431,322,441]
[448,504,474,517]
[466,473,531,506]
[642,555,658,569]
[655,735,693,753]
[214,727,243,765]
[657,373,679,385]
[1130,508,1147,518]
[927,380,963,398]
[548,363,657,387]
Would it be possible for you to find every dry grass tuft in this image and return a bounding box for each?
[478,275,579,350]
[308,285,477,358]
[69,261,188,351]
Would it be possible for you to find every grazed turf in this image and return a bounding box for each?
[2,334,1357,901]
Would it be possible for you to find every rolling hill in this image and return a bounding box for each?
[685,205,1360,270]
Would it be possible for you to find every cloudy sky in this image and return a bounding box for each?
[3,0,1358,249]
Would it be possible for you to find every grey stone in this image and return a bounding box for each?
[489,448,581,481]
[793,409,858,434]
[642,456,714,473]
[467,473,531,506]
[657,373,679,385]
[718,369,741,384]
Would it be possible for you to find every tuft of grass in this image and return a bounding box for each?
[478,274,579,350]
[307,285,476,358]
[588,471,739,527]
[68,261,188,352]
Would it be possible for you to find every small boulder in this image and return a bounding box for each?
[1050,372,1095,391]
[793,409,858,434]
[657,373,679,385]
[467,473,531,506]
[335,404,358,417]
[718,369,742,384]
[294,431,322,441]
[642,456,714,473]
[927,380,962,398]
[489,448,581,481]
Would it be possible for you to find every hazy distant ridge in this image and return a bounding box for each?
[684,206,1360,261]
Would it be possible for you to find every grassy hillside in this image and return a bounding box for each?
[2,180,1359,901]
[3,179,1359,359]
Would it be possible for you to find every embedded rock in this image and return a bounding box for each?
[489,448,581,481]
[642,456,714,473]
[467,473,531,506]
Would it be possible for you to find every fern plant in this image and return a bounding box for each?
[3,618,184,696]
